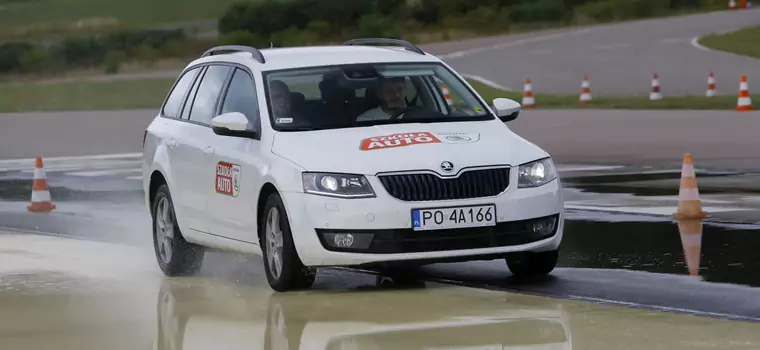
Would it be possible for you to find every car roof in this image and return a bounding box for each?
[187,43,443,72]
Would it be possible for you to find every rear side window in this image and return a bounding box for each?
[221,68,260,130]
[162,67,199,118]
[188,65,232,125]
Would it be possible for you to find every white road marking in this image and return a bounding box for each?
[528,49,553,55]
[658,37,687,44]
[461,74,512,91]
[0,153,142,172]
[567,294,760,323]
[595,43,629,50]
[439,28,592,60]
[64,168,142,177]
[690,36,715,53]
[565,204,747,216]
[556,165,626,172]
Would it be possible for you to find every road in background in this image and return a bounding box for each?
[436,8,760,95]
[3,108,759,171]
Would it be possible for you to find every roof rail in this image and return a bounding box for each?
[343,38,425,55]
[201,45,266,64]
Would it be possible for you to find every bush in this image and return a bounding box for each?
[271,27,319,47]
[19,48,55,73]
[509,0,568,24]
[0,42,34,73]
[136,44,159,67]
[358,14,400,38]
[54,36,105,67]
[103,50,127,74]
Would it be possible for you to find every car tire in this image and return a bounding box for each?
[260,192,316,292]
[505,249,559,278]
[152,184,205,276]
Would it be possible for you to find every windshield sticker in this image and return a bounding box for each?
[216,162,241,197]
[360,132,442,151]
[276,118,293,124]
[474,106,483,113]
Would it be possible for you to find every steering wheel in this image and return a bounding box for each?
[389,105,424,120]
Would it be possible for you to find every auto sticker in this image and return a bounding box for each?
[276,118,293,124]
[216,161,241,197]
[360,132,442,151]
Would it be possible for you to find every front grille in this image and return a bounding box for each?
[378,167,510,201]
[316,214,559,254]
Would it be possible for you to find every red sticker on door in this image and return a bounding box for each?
[216,162,241,197]
[360,132,442,151]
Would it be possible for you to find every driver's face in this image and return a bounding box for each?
[378,80,406,110]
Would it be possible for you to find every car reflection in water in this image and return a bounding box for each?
[155,277,572,350]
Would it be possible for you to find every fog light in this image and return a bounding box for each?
[321,232,374,250]
[531,217,557,236]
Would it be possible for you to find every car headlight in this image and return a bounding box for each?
[302,172,376,198]
[518,157,557,188]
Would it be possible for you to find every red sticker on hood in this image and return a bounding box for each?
[360,132,442,151]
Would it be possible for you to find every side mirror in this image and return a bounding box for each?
[492,98,521,122]
[211,112,259,139]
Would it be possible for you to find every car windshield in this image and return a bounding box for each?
[262,62,493,131]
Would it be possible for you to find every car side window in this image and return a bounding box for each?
[162,67,199,118]
[220,68,260,130]
[188,65,232,125]
[180,66,205,120]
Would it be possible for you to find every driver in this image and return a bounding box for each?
[356,76,407,121]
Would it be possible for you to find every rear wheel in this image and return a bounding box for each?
[152,184,205,276]
[505,249,558,278]
[260,192,316,292]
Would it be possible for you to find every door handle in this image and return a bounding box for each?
[165,139,178,148]
[203,146,215,155]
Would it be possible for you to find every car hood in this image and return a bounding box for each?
[270,121,549,175]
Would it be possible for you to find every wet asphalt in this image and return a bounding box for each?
[1,161,760,329]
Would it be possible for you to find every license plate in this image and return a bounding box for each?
[412,205,496,231]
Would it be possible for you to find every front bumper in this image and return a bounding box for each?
[281,176,564,267]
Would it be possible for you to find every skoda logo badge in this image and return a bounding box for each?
[440,161,454,172]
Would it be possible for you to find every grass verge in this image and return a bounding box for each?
[698,25,760,59]
[0,78,756,114]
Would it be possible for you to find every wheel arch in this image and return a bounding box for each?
[149,170,168,211]
[256,182,280,244]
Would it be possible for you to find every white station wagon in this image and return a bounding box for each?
[142,38,564,292]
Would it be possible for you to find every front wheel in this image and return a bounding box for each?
[152,184,205,276]
[505,249,559,278]
[260,193,316,292]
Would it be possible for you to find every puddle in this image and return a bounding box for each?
[560,219,760,288]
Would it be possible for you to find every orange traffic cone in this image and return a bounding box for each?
[736,75,754,111]
[27,156,56,213]
[677,219,703,277]
[673,154,707,220]
[522,78,535,108]
[579,75,592,104]
[706,72,716,98]
[441,83,453,107]
[650,73,662,100]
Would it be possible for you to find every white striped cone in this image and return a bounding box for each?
[579,76,592,103]
[674,153,706,219]
[737,75,754,111]
[650,73,662,100]
[28,156,56,213]
[729,0,737,8]
[706,72,716,98]
[522,78,535,107]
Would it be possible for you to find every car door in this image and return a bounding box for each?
[173,64,234,234]
[206,67,264,245]
[159,66,211,232]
